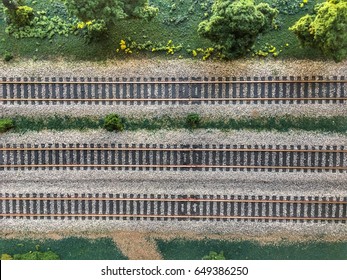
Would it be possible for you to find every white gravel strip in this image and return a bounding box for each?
[1,170,346,197]
[1,218,346,236]
[1,103,347,118]
[0,58,346,78]
[1,130,347,146]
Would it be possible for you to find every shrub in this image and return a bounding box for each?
[0,254,13,260]
[0,119,14,133]
[3,51,13,61]
[103,114,124,132]
[5,5,34,27]
[289,0,347,62]
[186,113,201,129]
[198,0,278,58]
[64,0,157,25]
[202,251,226,260]
[75,20,108,42]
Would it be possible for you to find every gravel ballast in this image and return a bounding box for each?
[0,58,346,78]
[1,58,346,237]
[1,129,347,146]
[2,218,347,237]
[1,170,346,197]
[1,103,347,118]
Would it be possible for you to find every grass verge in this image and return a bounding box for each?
[156,238,347,260]
[7,115,347,134]
[0,237,127,260]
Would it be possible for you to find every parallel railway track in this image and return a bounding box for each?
[1,194,346,222]
[1,76,345,104]
[0,144,346,172]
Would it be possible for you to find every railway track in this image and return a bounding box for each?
[1,193,346,222]
[0,76,345,105]
[0,144,346,172]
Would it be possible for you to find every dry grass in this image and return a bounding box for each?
[111,231,162,260]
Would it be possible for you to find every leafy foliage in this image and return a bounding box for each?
[63,0,158,24]
[5,10,75,39]
[13,250,60,260]
[103,114,124,132]
[3,50,13,61]
[4,5,34,26]
[75,19,108,42]
[186,113,201,129]
[202,251,226,260]
[261,0,304,15]
[289,0,347,61]
[0,118,14,132]
[198,0,278,58]
[0,253,13,260]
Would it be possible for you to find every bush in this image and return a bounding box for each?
[0,119,14,133]
[289,0,347,62]
[5,5,34,27]
[3,51,13,61]
[86,19,108,41]
[103,114,124,132]
[0,254,13,260]
[186,113,201,129]
[198,0,278,58]
[202,251,226,260]
[64,0,157,24]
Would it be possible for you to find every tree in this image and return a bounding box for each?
[63,0,158,24]
[2,0,34,27]
[198,0,278,58]
[289,0,347,62]
[2,0,19,10]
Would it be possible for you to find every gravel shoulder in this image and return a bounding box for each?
[2,104,347,118]
[1,218,347,238]
[0,58,346,78]
[1,129,347,146]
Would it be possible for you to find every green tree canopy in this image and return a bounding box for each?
[198,0,278,58]
[2,0,20,10]
[63,0,158,24]
[289,0,347,62]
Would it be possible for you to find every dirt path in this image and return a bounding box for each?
[111,231,162,260]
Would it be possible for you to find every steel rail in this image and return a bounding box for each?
[1,164,346,170]
[1,196,345,204]
[0,146,345,153]
[1,213,345,221]
[0,79,345,85]
[1,97,347,102]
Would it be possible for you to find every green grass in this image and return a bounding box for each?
[0,237,127,260]
[0,118,14,133]
[0,0,326,61]
[156,238,347,260]
[8,115,347,134]
[12,115,102,132]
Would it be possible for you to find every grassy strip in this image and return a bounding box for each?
[156,238,347,260]
[0,237,127,260]
[7,115,347,134]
